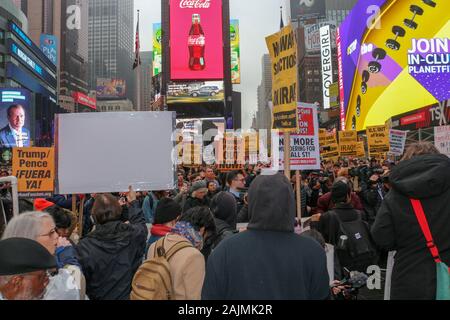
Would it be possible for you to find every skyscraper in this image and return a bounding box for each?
[256,54,272,131]
[140,51,153,112]
[88,0,135,105]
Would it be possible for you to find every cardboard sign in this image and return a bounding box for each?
[389,129,408,156]
[339,131,357,157]
[266,24,298,132]
[356,141,366,158]
[435,125,450,158]
[319,129,337,146]
[367,125,390,155]
[13,147,54,198]
[278,104,321,170]
[321,143,340,162]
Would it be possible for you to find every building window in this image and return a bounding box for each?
[108,106,113,111]
[115,106,120,111]
[0,53,5,69]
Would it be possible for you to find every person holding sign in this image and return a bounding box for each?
[0,105,31,148]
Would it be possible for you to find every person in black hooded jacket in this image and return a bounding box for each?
[75,187,148,300]
[202,173,330,300]
[210,192,238,244]
[371,142,450,300]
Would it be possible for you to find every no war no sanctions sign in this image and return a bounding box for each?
[13,148,55,198]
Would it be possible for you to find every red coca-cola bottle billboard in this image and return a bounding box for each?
[188,14,206,71]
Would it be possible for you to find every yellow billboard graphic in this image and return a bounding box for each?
[342,0,450,131]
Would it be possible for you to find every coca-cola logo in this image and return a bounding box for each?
[179,0,211,9]
[188,35,205,46]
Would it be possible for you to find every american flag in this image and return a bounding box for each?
[133,12,141,70]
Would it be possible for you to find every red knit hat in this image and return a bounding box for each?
[34,199,55,212]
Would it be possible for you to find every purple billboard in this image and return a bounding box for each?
[408,38,450,102]
[338,0,389,116]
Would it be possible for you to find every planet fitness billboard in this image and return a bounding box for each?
[338,0,450,131]
[170,0,224,81]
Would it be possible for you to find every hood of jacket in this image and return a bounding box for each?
[247,173,295,233]
[210,192,237,229]
[390,154,450,199]
[85,221,134,254]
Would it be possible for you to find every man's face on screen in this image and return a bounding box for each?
[8,106,25,131]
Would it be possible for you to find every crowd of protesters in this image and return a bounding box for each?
[0,141,449,300]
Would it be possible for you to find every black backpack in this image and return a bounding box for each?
[333,210,378,271]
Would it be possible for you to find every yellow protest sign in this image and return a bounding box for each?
[319,129,338,146]
[339,131,357,157]
[12,147,55,198]
[367,125,390,155]
[321,143,340,162]
[356,141,366,158]
[266,24,298,132]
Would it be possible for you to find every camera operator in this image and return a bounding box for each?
[360,165,387,227]
[307,172,332,212]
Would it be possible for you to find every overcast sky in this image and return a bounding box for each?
[135,0,290,128]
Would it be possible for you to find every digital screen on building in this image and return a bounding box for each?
[170,0,224,80]
[167,81,224,104]
[96,79,126,99]
[40,34,58,66]
[0,88,33,148]
[290,0,326,20]
[8,40,57,88]
[9,21,56,72]
[338,0,450,131]
[230,19,241,84]
[153,23,162,76]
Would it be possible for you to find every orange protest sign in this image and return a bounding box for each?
[12,147,55,198]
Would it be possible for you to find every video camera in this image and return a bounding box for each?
[333,270,368,301]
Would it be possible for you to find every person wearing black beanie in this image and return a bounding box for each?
[146,198,182,258]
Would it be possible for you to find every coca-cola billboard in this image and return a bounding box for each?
[170,0,224,80]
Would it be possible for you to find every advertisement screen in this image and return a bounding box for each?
[0,88,32,148]
[290,0,326,20]
[170,0,224,80]
[339,0,450,131]
[167,81,224,104]
[230,19,241,84]
[40,34,58,66]
[96,79,126,99]
[304,22,336,54]
[153,23,162,76]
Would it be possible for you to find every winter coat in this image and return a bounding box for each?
[75,201,148,300]
[311,203,377,273]
[147,233,205,300]
[202,173,330,300]
[371,154,450,300]
[317,192,364,214]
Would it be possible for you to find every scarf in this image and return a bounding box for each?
[171,221,203,250]
[151,224,172,237]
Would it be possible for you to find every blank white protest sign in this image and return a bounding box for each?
[56,112,176,194]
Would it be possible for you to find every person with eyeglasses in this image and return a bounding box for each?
[0,238,57,300]
[226,171,246,214]
[1,212,84,300]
